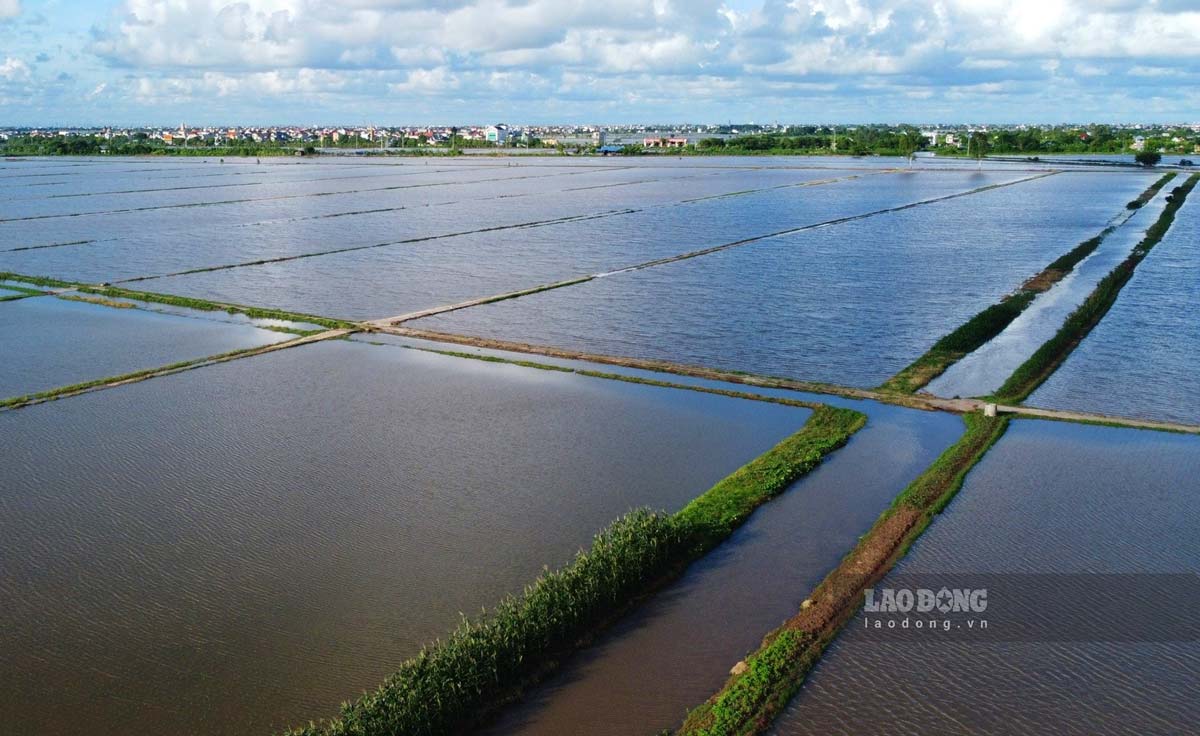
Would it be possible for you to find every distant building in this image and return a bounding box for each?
[485,124,510,145]
[593,130,606,146]
[643,136,687,148]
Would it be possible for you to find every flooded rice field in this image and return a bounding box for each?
[417,171,1154,387]
[773,420,1200,735]
[1028,194,1200,424]
[0,339,808,735]
[1,155,1196,736]
[928,182,1174,398]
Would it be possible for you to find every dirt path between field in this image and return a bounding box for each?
[375,325,1200,434]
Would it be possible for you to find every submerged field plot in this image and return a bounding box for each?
[772,420,1200,736]
[416,171,1152,387]
[0,293,291,400]
[1028,193,1200,424]
[0,339,811,736]
[1,155,1196,736]
[0,165,869,283]
[925,180,1173,398]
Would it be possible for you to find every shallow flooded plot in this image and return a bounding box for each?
[0,340,810,736]
[418,172,1151,387]
[0,163,655,247]
[486,399,962,735]
[0,296,290,399]
[132,170,1027,320]
[0,166,829,283]
[928,182,1172,398]
[773,420,1200,735]
[1028,195,1200,424]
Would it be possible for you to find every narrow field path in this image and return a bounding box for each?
[0,327,354,411]
[375,325,1200,434]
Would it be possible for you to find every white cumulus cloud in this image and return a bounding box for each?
[5,0,1196,123]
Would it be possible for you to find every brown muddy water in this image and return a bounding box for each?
[0,339,811,736]
[482,386,962,734]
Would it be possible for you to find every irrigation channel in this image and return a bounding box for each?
[1,157,1196,735]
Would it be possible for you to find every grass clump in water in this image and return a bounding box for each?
[675,406,865,552]
[288,509,687,736]
[286,405,865,736]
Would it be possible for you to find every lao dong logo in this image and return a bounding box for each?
[864,586,987,614]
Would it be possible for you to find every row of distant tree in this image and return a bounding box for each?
[3,126,1195,162]
[0,134,312,157]
[688,125,1197,158]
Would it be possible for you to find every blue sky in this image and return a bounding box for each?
[2,0,1198,126]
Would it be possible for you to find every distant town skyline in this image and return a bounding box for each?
[2,0,1198,127]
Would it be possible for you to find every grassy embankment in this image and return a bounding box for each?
[0,272,354,330]
[878,173,1177,395]
[285,399,865,736]
[677,412,1009,736]
[992,173,1199,403]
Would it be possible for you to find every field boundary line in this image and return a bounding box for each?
[0,328,353,412]
[374,326,1200,434]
